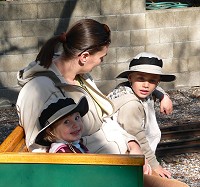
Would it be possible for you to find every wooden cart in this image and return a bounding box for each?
[0,125,144,187]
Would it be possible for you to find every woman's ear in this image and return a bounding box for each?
[79,52,90,65]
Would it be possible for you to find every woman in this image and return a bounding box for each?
[17,18,171,157]
[17,19,137,153]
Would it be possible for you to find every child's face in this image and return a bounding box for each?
[53,112,83,143]
[128,72,160,99]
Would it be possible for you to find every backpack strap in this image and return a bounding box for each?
[33,71,62,85]
[33,71,67,97]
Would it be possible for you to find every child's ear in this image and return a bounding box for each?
[78,52,90,65]
[128,74,132,82]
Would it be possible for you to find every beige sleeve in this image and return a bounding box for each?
[117,100,159,169]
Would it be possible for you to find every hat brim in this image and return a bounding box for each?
[35,97,88,146]
[116,70,176,82]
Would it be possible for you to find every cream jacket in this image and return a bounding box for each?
[16,61,136,153]
[109,86,161,169]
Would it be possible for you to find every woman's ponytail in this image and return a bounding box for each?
[36,33,66,68]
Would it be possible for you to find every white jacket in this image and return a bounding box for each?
[16,61,137,153]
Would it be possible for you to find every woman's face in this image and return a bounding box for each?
[80,46,109,73]
[128,72,160,99]
[53,112,83,143]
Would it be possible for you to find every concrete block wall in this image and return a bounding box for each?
[0,0,200,104]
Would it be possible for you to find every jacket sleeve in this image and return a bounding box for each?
[153,86,167,101]
[117,100,159,169]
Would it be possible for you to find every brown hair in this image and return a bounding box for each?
[42,122,59,144]
[36,19,111,68]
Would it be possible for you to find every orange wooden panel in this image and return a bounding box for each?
[13,138,28,152]
[0,152,144,166]
[0,125,25,152]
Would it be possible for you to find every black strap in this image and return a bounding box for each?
[33,71,66,97]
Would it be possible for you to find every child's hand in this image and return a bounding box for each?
[154,165,171,178]
[143,159,152,175]
[160,94,173,115]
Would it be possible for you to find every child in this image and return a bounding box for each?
[35,96,89,153]
[108,52,176,178]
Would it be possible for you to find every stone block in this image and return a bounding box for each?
[0,55,23,72]
[0,4,4,21]
[131,30,147,46]
[0,72,18,87]
[163,58,188,73]
[112,31,130,47]
[117,46,144,62]
[0,21,4,39]
[159,81,176,90]
[175,71,200,88]
[4,37,38,55]
[90,65,101,81]
[146,11,174,29]
[105,47,117,64]
[188,56,200,72]
[130,0,145,13]
[146,43,173,59]
[38,1,70,19]
[22,20,54,37]
[95,80,117,95]
[101,0,130,15]
[100,63,118,80]
[71,0,100,17]
[159,28,174,43]
[22,53,38,65]
[115,62,130,77]
[0,54,37,72]
[94,16,117,31]
[174,41,200,58]
[117,14,145,31]
[146,29,159,44]
[3,21,22,38]
[4,3,37,20]
[173,27,188,42]
[188,26,200,41]
[174,9,200,26]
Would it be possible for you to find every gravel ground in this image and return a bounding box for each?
[0,86,199,187]
[155,86,200,187]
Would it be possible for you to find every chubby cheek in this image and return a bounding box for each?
[55,127,69,139]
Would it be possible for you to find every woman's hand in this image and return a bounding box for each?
[153,165,171,178]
